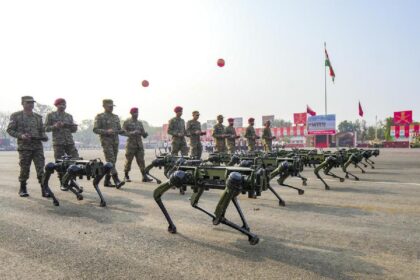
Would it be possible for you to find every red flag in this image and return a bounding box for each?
[307,105,316,116]
[358,101,364,117]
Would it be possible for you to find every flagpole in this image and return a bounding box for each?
[324,42,327,115]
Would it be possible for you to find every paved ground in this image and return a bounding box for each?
[0,149,419,280]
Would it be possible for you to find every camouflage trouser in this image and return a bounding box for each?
[189,141,203,159]
[227,143,236,154]
[102,143,119,175]
[263,143,272,152]
[53,144,79,160]
[124,147,146,173]
[171,137,188,156]
[214,139,226,153]
[18,149,45,182]
[247,140,256,152]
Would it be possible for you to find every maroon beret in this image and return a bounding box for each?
[54,98,66,106]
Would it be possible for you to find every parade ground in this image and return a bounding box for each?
[0,149,419,280]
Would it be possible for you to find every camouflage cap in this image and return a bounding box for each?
[192,110,199,115]
[103,99,115,106]
[21,96,36,103]
[217,114,223,119]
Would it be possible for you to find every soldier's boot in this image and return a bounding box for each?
[19,181,29,197]
[112,174,125,189]
[104,174,114,187]
[141,171,153,182]
[38,176,51,198]
[124,172,132,182]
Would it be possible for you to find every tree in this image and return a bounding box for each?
[0,111,11,139]
[383,117,394,141]
[338,120,355,133]
[73,119,100,148]
[272,119,292,128]
[366,126,376,140]
[34,103,54,119]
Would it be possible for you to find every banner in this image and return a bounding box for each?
[394,110,413,125]
[294,113,307,124]
[233,117,243,128]
[307,114,336,135]
[391,124,419,139]
[262,115,275,125]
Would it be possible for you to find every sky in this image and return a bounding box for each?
[0,0,419,127]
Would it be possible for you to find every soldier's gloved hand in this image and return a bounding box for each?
[41,135,49,142]
[143,132,148,138]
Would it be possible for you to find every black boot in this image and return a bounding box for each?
[112,174,125,189]
[104,174,114,187]
[141,171,153,182]
[124,172,131,182]
[19,181,29,197]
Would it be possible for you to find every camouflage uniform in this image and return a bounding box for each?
[245,125,257,152]
[225,125,237,154]
[122,118,147,174]
[45,111,79,160]
[168,117,188,156]
[93,111,123,176]
[262,127,274,152]
[213,123,226,153]
[186,119,203,158]
[7,110,47,183]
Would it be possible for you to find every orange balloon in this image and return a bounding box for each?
[142,80,149,87]
[217,58,225,67]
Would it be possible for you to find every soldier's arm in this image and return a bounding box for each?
[212,125,218,137]
[185,121,193,137]
[167,120,176,136]
[244,127,250,138]
[120,120,130,136]
[44,113,55,132]
[93,115,106,135]
[69,115,78,133]
[6,113,21,139]
[139,123,148,138]
[117,117,125,135]
[38,115,49,142]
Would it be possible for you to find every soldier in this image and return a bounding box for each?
[225,118,239,154]
[122,107,152,182]
[186,111,205,159]
[93,99,125,188]
[212,115,227,153]
[7,96,49,197]
[167,106,188,156]
[245,117,259,152]
[45,98,79,160]
[262,120,276,152]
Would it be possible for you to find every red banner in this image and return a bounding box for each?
[394,110,413,125]
[294,113,307,124]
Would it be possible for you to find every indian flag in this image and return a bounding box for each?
[325,48,335,82]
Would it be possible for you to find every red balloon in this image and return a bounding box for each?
[217,58,225,67]
[141,80,149,87]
